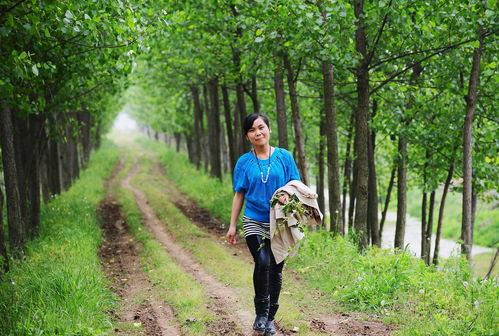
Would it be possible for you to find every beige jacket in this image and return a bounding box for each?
[270,180,323,264]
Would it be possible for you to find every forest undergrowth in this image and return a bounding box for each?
[139,136,498,336]
[0,141,119,335]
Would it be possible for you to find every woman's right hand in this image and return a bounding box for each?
[226,226,237,245]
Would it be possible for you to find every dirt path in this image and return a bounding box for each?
[121,161,253,335]
[98,197,182,336]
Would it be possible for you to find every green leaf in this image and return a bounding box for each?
[256,28,262,36]
[32,64,39,76]
[44,28,51,37]
[65,10,73,19]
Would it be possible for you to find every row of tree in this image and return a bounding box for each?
[127,0,497,263]
[0,0,143,271]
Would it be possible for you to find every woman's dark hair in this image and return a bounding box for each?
[243,113,270,135]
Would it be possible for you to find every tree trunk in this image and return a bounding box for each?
[250,75,260,113]
[348,158,358,233]
[0,105,25,256]
[185,132,195,164]
[462,34,483,260]
[367,126,379,246]
[0,187,9,272]
[48,138,62,196]
[421,191,427,260]
[379,165,396,241]
[190,86,203,169]
[395,135,407,250]
[78,111,91,168]
[174,132,182,152]
[433,157,455,265]
[317,111,326,220]
[40,146,50,204]
[27,113,43,238]
[12,114,28,241]
[222,85,237,173]
[208,78,222,180]
[342,114,354,231]
[60,126,73,191]
[273,52,289,149]
[283,50,310,186]
[424,190,435,265]
[68,124,80,183]
[202,84,211,173]
[353,0,370,250]
[232,46,249,155]
[321,61,342,234]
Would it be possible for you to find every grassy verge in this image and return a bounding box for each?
[110,151,214,335]
[136,136,498,336]
[288,232,497,336]
[0,141,119,336]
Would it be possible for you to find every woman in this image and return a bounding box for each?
[226,113,301,335]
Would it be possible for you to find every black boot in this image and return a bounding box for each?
[264,303,279,335]
[264,320,277,335]
[253,296,270,334]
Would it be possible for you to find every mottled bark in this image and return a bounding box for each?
[202,84,210,173]
[353,0,370,249]
[322,61,342,234]
[395,136,407,250]
[78,111,91,168]
[221,85,237,173]
[317,112,326,219]
[283,50,310,185]
[342,114,354,232]
[0,105,25,256]
[47,138,62,196]
[208,78,222,180]
[250,75,260,114]
[190,86,203,169]
[462,34,483,260]
[273,51,288,149]
[421,192,427,260]
[367,127,379,246]
[424,191,435,265]
[0,187,9,272]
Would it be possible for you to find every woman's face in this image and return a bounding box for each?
[246,117,271,147]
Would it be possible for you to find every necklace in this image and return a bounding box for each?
[254,146,273,184]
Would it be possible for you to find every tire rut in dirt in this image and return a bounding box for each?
[98,199,181,336]
[121,162,250,335]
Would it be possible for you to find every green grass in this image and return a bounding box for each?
[132,136,498,336]
[288,232,498,336]
[0,141,119,336]
[110,151,214,335]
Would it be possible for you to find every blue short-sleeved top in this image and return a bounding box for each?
[233,147,301,222]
